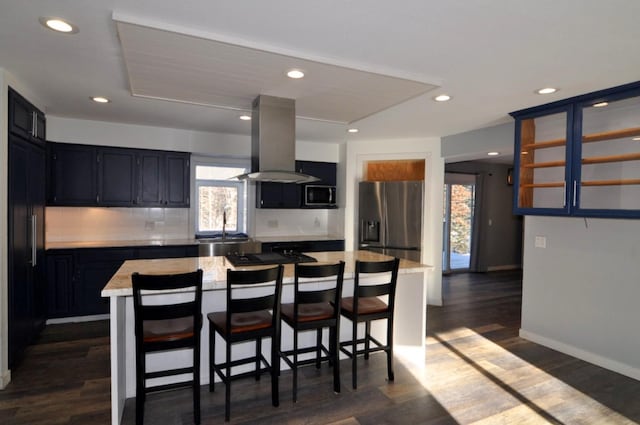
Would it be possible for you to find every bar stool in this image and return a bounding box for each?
[131,269,203,425]
[340,258,400,389]
[208,265,284,421]
[279,261,345,402]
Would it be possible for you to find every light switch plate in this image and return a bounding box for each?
[535,236,547,248]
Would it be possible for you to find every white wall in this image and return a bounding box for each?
[344,137,444,305]
[441,122,514,162]
[520,216,640,380]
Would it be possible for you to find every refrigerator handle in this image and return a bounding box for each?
[30,214,37,267]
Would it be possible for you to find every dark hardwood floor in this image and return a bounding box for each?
[2,270,639,424]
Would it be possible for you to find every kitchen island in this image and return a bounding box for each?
[102,251,431,425]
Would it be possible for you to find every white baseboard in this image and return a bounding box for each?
[0,369,11,389]
[46,314,109,325]
[519,329,640,381]
[486,264,521,272]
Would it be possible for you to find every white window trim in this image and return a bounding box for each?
[190,155,252,238]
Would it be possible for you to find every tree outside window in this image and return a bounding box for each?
[195,165,247,236]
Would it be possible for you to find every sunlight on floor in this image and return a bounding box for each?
[396,327,635,424]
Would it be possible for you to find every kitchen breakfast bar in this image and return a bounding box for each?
[102,250,431,425]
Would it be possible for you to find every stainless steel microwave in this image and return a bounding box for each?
[304,185,336,207]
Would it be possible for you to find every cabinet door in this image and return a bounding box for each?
[137,151,164,206]
[9,88,35,141]
[164,153,190,207]
[298,161,337,185]
[49,143,98,205]
[99,147,136,206]
[574,89,640,216]
[46,254,74,318]
[257,182,301,208]
[34,111,46,142]
[513,106,572,215]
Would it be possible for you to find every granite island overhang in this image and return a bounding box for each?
[102,250,432,425]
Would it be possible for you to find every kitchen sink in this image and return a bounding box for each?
[197,238,262,257]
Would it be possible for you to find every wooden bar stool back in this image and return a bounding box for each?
[280,261,345,402]
[208,265,284,421]
[340,258,400,389]
[131,269,203,425]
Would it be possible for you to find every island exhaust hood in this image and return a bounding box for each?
[235,95,320,184]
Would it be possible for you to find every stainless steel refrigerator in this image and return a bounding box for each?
[358,180,423,262]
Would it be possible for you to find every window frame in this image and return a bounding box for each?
[191,157,250,238]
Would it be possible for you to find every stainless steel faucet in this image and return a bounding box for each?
[222,208,227,240]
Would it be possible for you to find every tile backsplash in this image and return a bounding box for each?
[46,207,190,242]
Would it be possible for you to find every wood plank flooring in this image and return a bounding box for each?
[2,270,639,424]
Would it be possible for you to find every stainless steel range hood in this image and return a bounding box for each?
[236,95,319,184]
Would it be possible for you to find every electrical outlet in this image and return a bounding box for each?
[314,217,321,227]
[534,236,547,248]
[267,219,278,228]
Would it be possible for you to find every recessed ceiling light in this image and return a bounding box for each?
[536,87,558,95]
[287,69,305,79]
[239,115,251,121]
[434,94,451,102]
[347,128,359,133]
[39,17,78,34]
[91,96,110,103]
[633,137,640,141]
[487,151,500,156]
[593,102,609,108]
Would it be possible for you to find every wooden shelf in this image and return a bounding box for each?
[582,179,640,187]
[520,182,564,189]
[582,127,640,144]
[582,152,640,165]
[521,127,640,152]
[521,138,566,150]
[522,160,566,169]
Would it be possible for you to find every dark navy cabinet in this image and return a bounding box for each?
[8,87,45,143]
[256,160,337,209]
[8,88,46,368]
[46,244,199,318]
[261,239,345,253]
[511,81,640,218]
[47,142,190,207]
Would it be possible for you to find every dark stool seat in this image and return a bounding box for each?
[132,269,203,425]
[339,258,399,389]
[208,265,284,421]
[279,261,345,402]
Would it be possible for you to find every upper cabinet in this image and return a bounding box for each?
[256,160,337,209]
[8,87,46,144]
[48,142,190,207]
[511,81,640,218]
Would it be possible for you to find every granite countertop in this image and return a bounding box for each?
[101,250,431,297]
[256,235,344,243]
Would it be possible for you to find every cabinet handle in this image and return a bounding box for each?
[329,187,333,204]
[562,181,566,208]
[32,112,36,137]
[573,180,577,207]
[96,195,100,203]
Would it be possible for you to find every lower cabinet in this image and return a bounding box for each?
[261,239,345,253]
[46,245,198,318]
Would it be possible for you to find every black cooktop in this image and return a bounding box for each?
[225,252,317,267]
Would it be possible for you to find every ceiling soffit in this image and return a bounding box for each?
[115,20,438,124]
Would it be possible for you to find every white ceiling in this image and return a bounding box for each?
[1,0,640,148]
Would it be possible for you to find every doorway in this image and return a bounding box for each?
[442,173,476,273]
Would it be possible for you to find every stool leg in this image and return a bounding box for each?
[293,327,298,402]
[315,328,322,369]
[364,321,371,360]
[331,325,340,394]
[135,350,145,425]
[194,339,201,425]
[352,319,358,389]
[387,317,395,382]
[225,340,231,421]
[271,333,280,407]
[209,325,215,393]
[255,338,262,381]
